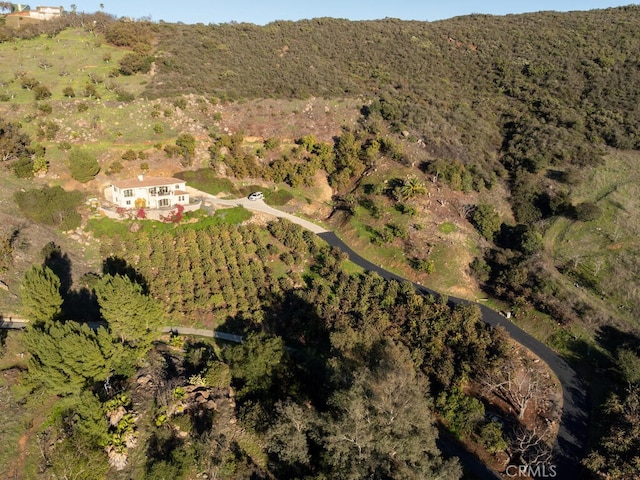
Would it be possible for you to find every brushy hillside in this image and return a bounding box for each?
[2,7,639,335]
[1,8,640,479]
[149,8,640,156]
[1,6,639,343]
[150,7,640,333]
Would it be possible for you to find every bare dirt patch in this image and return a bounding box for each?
[210,97,362,144]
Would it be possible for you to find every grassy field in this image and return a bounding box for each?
[0,29,134,102]
[548,150,640,329]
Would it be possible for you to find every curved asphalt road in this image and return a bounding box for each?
[194,190,589,477]
[3,192,589,478]
[317,232,588,478]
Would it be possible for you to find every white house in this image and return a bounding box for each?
[110,176,190,209]
[5,6,63,28]
[30,6,63,19]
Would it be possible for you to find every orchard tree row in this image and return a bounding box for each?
[104,221,318,323]
[14,218,565,478]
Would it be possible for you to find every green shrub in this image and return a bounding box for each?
[115,88,135,102]
[33,85,51,100]
[573,202,601,222]
[471,204,501,241]
[436,387,485,438]
[173,98,187,110]
[107,161,124,175]
[14,186,83,230]
[386,222,408,239]
[470,257,490,282]
[263,137,280,150]
[13,157,34,178]
[20,76,39,90]
[479,421,508,453]
[119,52,154,75]
[68,147,100,183]
[411,257,435,274]
[83,83,100,99]
[38,120,59,139]
[37,102,52,114]
[121,149,137,161]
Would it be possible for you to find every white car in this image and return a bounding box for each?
[248,191,264,201]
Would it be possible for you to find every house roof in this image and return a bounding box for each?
[174,190,188,195]
[111,177,185,189]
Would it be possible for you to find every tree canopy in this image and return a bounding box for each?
[68,147,100,183]
[94,273,163,350]
[20,264,63,323]
[23,321,120,396]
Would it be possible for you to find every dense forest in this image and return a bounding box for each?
[1,5,640,479]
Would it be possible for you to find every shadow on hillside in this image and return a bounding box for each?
[215,286,333,407]
[102,256,149,293]
[595,325,640,385]
[64,287,101,323]
[40,243,101,322]
[43,242,73,294]
[0,325,7,348]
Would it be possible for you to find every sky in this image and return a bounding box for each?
[67,1,636,24]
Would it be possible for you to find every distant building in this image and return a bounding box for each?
[5,5,63,29]
[109,176,190,209]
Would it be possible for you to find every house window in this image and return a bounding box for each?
[158,186,169,195]
[123,189,134,197]
[149,187,156,195]
[178,196,185,202]
[126,200,131,206]
[159,198,169,207]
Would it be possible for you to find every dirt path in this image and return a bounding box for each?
[5,396,58,480]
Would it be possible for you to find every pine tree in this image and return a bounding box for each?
[20,264,63,322]
[94,274,163,350]
[23,321,118,396]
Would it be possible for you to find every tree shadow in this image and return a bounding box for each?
[102,256,149,293]
[190,408,214,436]
[215,286,333,407]
[63,287,101,322]
[145,429,185,472]
[595,324,640,363]
[42,241,72,294]
[0,324,8,349]
[40,243,102,322]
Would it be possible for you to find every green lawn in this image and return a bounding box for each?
[175,169,239,196]
[86,206,252,238]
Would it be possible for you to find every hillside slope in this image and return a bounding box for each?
[1,8,640,479]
